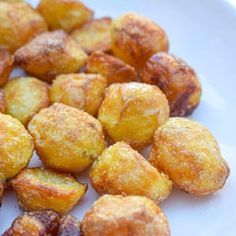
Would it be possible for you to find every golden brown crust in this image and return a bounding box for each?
[0,1,47,53]
[149,117,230,196]
[82,195,170,236]
[90,142,172,203]
[141,52,202,116]
[15,31,88,82]
[0,89,6,113]
[98,82,169,149]
[85,51,137,85]
[12,167,87,214]
[0,113,34,182]
[111,12,169,71]
[3,77,49,126]
[0,50,14,87]
[49,73,107,116]
[38,0,93,32]
[58,215,81,236]
[3,210,60,236]
[28,103,106,173]
[71,17,112,54]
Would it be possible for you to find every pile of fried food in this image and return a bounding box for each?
[0,0,230,235]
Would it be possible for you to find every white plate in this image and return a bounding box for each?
[1,0,236,235]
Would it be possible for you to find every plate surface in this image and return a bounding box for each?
[0,0,236,235]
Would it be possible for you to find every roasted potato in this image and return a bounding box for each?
[82,194,170,236]
[149,117,230,196]
[0,1,47,53]
[111,12,169,71]
[0,113,33,182]
[71,17,112,54]
[0,50,14,87]
[141,52,202,116]
[49,73,106,116]
[98,82,169,149]
[3,77,49,126]
[86,51,137,85]
[38,0,93,32]
[12,167,87,214]
[0,90,6,113]
[58,215,81,236]
[90,142,172,202]
[15,31,88,82]
[28,103,106,173]
[3,210,60,236]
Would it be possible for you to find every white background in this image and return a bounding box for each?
[0,0,236,235]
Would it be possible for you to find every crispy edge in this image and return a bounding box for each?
[141,52,202,117]
[0,50,14,87]
[12,167,88,213]
[85,51,137,84]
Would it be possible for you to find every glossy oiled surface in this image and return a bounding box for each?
[0,0,236,235]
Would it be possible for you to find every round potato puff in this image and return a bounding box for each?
[90,142,172,202]
[3,210,60,236]
[82,194,170,236]
[86,51,137,85]
[111,12,169,71]
[28,103,106,173]
[0,113,33,182]
[38,0,93,32]
[98,82,169,149]
[58,215,81,236]
[12,168,87,214]
[3,77,49,126]
[141,52,202,116]
[15,31,88,82]
[71,17,112,54]
[149,117,230,196]
[0,1,47,53]
[0,50,14,87]
[49,73,106,116]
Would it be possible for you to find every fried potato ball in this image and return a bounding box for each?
[90,142,172,202]
[149,117,230,196]
[141,52,202,117]
[0,50,14,87]
[15,31,88,82]
[111,12,169,71]
[0,1,47,53]
[3,77,49,126]
[86,51,137,85]
[98,82,169,149]
[0,90,6,113]
[0,113,33,182]
[38,0,93,32]
[12,168,87,214]
[82,194,170,236]
[49,73,106,116]
[58,215,81,236]
[28,103,106,173]
[3,210,60,236]
[71,17,112,54]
